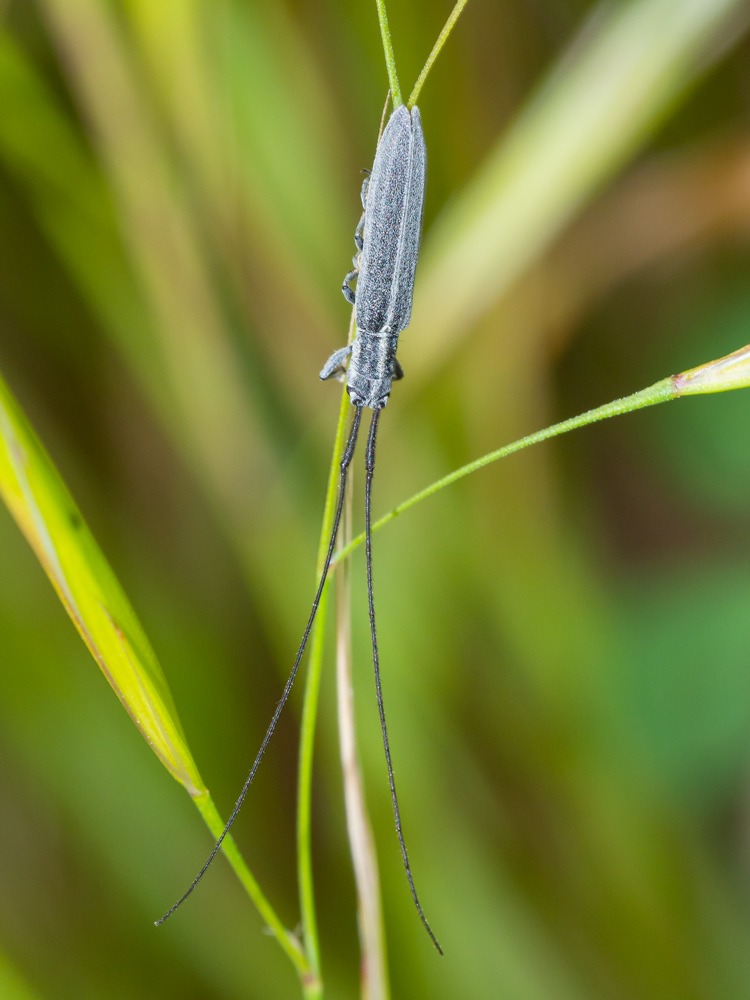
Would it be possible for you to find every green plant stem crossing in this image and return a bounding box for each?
[333,378,676,565]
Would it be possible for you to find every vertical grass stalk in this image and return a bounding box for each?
[296,383,353,998]
[374,0,402,107]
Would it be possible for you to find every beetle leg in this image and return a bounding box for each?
[320,345,352,381]
[342,249,361,304]
[354,213,365,252]
[393,358,404,381]
[353,174,370,251]
[342,268,358,304]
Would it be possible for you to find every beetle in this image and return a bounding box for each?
[157,100,439,951]
[321,103,426,410]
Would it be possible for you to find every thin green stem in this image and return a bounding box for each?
[333,378,676,565]
[374,0,402,107]
[296,384,352,997]
[317,386,355,572]
[296,592,327,1000]
[193,792,309,980]
[408,0,471,108]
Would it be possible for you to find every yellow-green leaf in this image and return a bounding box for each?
[0,369,311,980]
[0,370,205,797]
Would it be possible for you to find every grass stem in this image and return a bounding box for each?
[374,0,402,107]
[193,793,309,980]
[409,0,471,108]
[296,383,353,995]
[334,378,676,564]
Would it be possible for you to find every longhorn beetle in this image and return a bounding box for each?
[157,102,439,951]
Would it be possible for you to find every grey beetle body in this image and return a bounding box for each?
[321,104,427,409]
[159,100,442,955]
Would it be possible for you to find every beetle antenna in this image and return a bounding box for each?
[156,405,364,926]
[364,407,443,954]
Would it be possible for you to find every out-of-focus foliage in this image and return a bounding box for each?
[2,0,750,997]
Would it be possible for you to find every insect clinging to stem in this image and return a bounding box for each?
[154,0,474,950]
[320,101,438,950]
[155,95,438,949]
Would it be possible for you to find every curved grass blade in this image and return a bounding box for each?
[374,0,402,107]
[334,341,750,565]
[334,378,676,564]
[0,373,201,794]
[0,370,309,982]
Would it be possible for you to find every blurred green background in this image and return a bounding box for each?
[2,0,750,997]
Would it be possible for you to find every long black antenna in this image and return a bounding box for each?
[364,408,443,954]
[156,405,364,926]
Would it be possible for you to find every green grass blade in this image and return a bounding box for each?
[374,0,402,107]
[193,793,310,982]
[0,371,204,795]
[408,0,471,108]
[334,341,750,563]
[296,384,352,992]
[334,378,677,564]
[0,370,309,982]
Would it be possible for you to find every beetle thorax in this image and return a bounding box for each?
[346,330,399,408]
